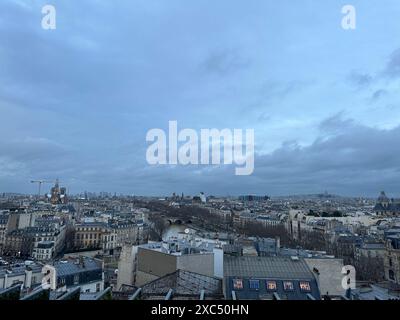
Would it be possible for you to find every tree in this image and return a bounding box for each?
[354,256,385,282]
[237,221,293,247]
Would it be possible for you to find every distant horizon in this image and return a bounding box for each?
[0,188,392,200]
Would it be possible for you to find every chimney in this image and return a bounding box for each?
[79,256,85,268]
[275,236,281,253]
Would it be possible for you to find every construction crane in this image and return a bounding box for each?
[30,180,55,197]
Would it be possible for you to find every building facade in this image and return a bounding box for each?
[384,238,400,288]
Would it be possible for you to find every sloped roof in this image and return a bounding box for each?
[141,269,222,296]
[224,256,314,280]
[53,258,101,277]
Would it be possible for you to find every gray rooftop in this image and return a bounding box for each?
[224,256,315,280]
[54,258,101,277]
[353,284,400,300]
[0,263,43,278]
[360,243,385,250]
[141,269,222,297]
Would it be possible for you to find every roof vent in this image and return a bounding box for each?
[290,256,299,261]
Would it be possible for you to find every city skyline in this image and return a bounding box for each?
[1,1,400,196]
[1,188,398,200]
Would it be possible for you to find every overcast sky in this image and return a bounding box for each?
[1,0,400,197]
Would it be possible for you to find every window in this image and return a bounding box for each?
[389,270,395,281]
[249,279,260,290]
[283,281,294,291]
[233,279,243,290]
[266,281,277,291]
[299,281,311,292]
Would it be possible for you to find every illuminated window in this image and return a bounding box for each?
[233,279,243,290]
[266,281,277,291]
[249,279,260,290]
[299,281,311,292]
[283,281,294,291]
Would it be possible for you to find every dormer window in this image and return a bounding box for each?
[299,281,311,292]
[283,281,294,291]
[249,279,260,290]
[233,279,243,290]
[266,281,277,291]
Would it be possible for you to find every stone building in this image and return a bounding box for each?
[74,221,145,252]
[3,229,34,257]
[42,256,104,293]
[74,223,108,250]
[0,262,43,290]
[384,237,400,289]
[117,240,219,289]
[0,214,8,254]
[374,191,400,216]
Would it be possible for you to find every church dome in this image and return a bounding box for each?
[377,191,389,202]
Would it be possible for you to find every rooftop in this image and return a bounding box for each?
[224,256,315,280]
[53,258,102,277]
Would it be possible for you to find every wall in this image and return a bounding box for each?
[177,253,214,277]
[213,248,223,278]
[116,245,137,289]
[304,258,345,297]
[135,248,177,286]
[136,248,177,284]
[135,247,215,286]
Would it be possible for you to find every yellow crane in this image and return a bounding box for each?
[30,180,55,197]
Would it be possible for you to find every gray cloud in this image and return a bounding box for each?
[383,48,400,78]
[200,48,250,76]
[127,114,400,197]
[370,89,388,102]
[347,72,373,88]
[250,114,400,196]
[45,115,400,196]
[257,113,271,123]
[347,47,400,90]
